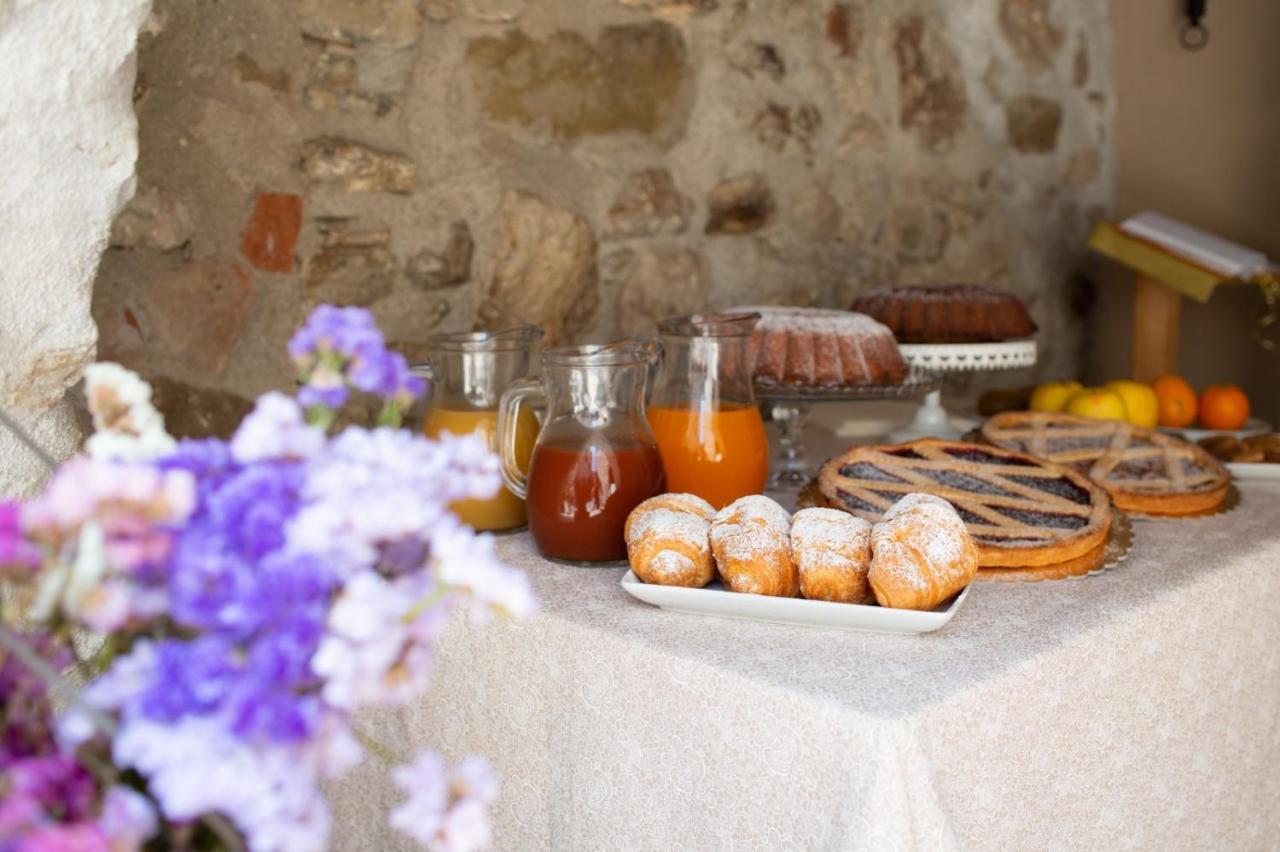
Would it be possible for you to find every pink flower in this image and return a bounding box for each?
[23,458,194,546]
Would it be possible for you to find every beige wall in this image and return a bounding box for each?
[1096,0,1280,421]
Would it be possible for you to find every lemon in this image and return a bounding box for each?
[1029,380,1084,413]
[1064,388,1129,422]
[1104,380,1159,429]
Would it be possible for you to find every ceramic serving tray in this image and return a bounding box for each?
[619,571,969,635]
[1225,462,1280,481]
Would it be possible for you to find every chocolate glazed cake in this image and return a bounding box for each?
[850,285,1037,343]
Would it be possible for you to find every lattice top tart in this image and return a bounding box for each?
[813,439,1112,568]
[980,411,1230,516]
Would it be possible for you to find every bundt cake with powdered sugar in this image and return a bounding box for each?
[736,306,908,388]
[850,285,1037,343]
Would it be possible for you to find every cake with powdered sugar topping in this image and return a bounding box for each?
[735,306,908,388]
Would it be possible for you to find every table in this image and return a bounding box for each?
[329,480,1280,851]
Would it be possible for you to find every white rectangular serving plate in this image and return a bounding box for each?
[1227,462,1280,481]
[620,571,969,635]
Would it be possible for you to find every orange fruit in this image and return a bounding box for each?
[1151,374,1197,428]
[1198,384,1250,431]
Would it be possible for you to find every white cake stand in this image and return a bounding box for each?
[891,340,1037,442]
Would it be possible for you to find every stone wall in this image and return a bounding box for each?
[93,0,1113,435]
[0,0,151,495]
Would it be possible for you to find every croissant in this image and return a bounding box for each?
[868,493,978,610]
[625,493,717,588]
[791,507,874,604]
[709,495,798,597]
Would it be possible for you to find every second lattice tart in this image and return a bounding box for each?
[980,411,1230,516]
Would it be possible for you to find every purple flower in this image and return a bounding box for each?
[159,439,236,507]
[0,755,99,836]
[287,305,424,412]
[0,502,40,575]
[206,462,305,561]
[133,638,239,723]
[167,530,260,636]
[288,305,382,365]
[1,632,72,766]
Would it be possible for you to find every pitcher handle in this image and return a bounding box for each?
[497,378,543,499]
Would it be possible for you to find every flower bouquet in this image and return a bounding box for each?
[0,306,537,851]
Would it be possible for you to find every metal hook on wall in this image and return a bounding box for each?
[1180,0,1209,50]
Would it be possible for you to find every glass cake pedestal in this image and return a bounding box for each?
[890,340,1038,443]
[756,368,942,490]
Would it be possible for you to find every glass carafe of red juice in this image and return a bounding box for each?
[414,326,543,532]
[648,312,769,509]
[497,341,666,563]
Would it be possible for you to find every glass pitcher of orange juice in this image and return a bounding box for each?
[648,312,768,509]
[416,326,543,531]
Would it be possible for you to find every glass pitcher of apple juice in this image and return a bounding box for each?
[415,326,543,532]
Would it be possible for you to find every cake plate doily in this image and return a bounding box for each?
[893,340,1037,442]
[756,367,942,489]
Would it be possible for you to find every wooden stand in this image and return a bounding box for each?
[1130,275,1181,380]
[1088,222,1246,382]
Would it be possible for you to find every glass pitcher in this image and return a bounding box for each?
[497,340,666,563]
[415,325,543,532]
[648,312,768,509]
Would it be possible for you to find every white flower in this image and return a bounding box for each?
[312,570,438,709]
[390,751,448,844]
[432,526,538,621]
[390,752,498,851]
[230,392,325,463]
[84,363,176,461]
[99,785,158,851]
[112,715,332,852]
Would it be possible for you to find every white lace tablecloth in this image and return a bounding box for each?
[329,480,1280,851]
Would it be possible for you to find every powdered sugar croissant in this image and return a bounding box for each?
[709,495,798,597]
[625,493,716,588]
[868,493,978,610]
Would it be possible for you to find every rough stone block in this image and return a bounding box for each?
[466,23,690,142]
[298,0,422,49]
[141,261,257,374]
[825,3,863,58]
[406,221,474,289]
[0,0,151,494]
[1005,95,1062,153]
[149,375,254,440]
[999,0,1064,72]
[476,191,597,345]
[893,14,967,153]
[752,102,821,156]
[305,245,396,306]
[299,137,416,192]
[617,247,706,335]
[618,0,718,16]
[605,168,692,240]
[240,192,302,273]
[110,185,196,252]
[727,41,786,81]
[706,174,775,235]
